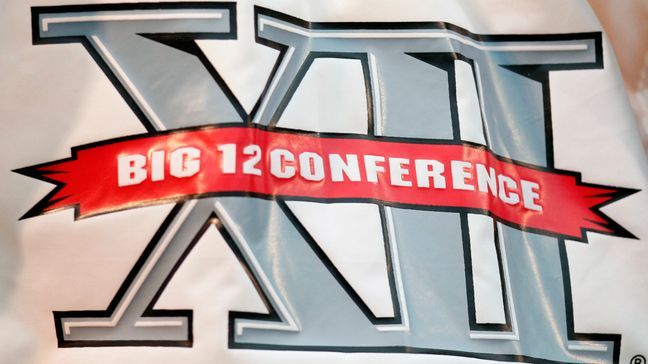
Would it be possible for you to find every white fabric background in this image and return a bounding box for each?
[1,0,646,363]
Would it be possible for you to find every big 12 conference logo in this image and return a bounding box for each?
[16,2,639,363]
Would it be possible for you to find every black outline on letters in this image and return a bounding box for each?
[15,3,638,363]
[52,203,197,347]
[277,199,404,326]
[30,2,238,132]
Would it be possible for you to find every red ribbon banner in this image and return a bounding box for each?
[16,125,636,241]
